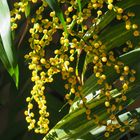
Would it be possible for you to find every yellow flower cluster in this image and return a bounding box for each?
[10,1,25,30]
[11,0,139,136]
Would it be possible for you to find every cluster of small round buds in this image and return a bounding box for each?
[10,1,32,30]
[10,0,139,137]
[107,0,114,10]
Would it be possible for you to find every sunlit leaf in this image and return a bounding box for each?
[43,85,140,140]
[0,0,19,87]
[83,0,140,41]
[79,48,140,102]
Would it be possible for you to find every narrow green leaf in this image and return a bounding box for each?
[72,48,140,111]
[25,1,30,17]
[77,0,82,13]
[119,48,140,65]
[86,17,140,64]
[82,111,140,140]
[83,0,140,41]
[43,85,140,140]
[0,41,12,72]
[0,0,19,87]
[45,0,67,34]
[133,122,140,134]
[0,0,14,68]
[81,0,140,85]
[101,20,140,52]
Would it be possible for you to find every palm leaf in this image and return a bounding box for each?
[73,48,140,105]
[0,0,19,87]
[43,83,140,139]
